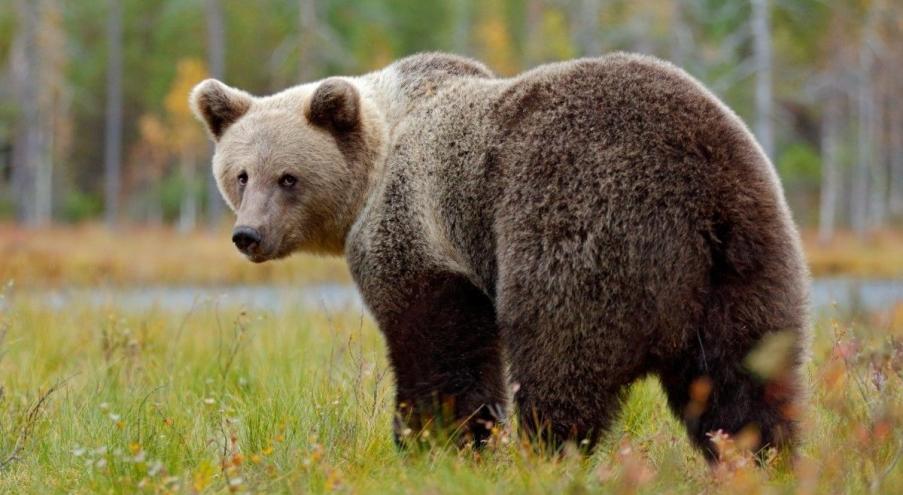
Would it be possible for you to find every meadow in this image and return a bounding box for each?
[0,225,901,494]
[1,225,901,288]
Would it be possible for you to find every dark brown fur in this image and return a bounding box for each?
[195,52,810,458]
[348,53,808,456]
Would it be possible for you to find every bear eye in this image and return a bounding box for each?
[279,174,297,188]
[237,172,248,186]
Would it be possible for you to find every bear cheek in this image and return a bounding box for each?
[214,176,240,212]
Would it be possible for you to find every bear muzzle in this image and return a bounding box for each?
[232,226,262,256]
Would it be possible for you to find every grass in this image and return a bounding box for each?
[802,229,903,279]
[0,224,351,288]
[0,285,901,494]
[2,224,902,288]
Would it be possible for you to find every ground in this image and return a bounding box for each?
[0,225,901,493]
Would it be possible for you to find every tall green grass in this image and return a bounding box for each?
[0,289,900,494]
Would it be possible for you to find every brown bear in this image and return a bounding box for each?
[190,52,809,459]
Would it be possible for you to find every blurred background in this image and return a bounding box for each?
[0,0,901,293]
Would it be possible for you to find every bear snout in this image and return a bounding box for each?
[232,226,262,254]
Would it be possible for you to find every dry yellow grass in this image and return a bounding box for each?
[803,229,903,279]
[1,224,901,288]
[0,224,351,288]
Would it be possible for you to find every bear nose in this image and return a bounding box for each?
[232,226,262,253]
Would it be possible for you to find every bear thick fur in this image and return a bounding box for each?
[191,52,809,458]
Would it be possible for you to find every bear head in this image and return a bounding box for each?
[190,77,381,261]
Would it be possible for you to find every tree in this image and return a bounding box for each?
[671,0,694,70]
[298,0,317,82]
[204,0,227,227]
[751,0,774,160]
[818,89,843,243]
[475,0,518,75]
[851,2,877,235]
[104,0,123,227]
[163,59,208,232]
[10,0,51,226]
[890,95,903,217]
[451,0,474,55]
[570,0,603,57]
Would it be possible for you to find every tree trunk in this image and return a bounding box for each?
[818,90,842,243]
[452,0,473,56]
[851,10,876,236]
[890,103,903,216]
[523,0,544,65]
[34,0,66,226]
[671,0,694,70]
[104,0,123,228]
[298,0,317,82]
[869,74,887,230]
[11,0,38,224]
[178,153,198,233]
[751,0,774,160]
[571,0,602,57]
[204,0,227,228]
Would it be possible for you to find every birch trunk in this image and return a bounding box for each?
[298,0,317,82]
[452,0,473,56]
[12,0,41,225]
[571,0,602,57]
[818,91,842,243]
[869,77,887,230]
[671,0,694,70]
[890,104,903,216]
[178,152,198,233]
[851,10,876,236]
[204,0,227,227]
[751,0,774,159]
[104,0,123,228]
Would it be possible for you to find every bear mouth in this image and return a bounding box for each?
[243,244,293,264]
[245,252,271,263]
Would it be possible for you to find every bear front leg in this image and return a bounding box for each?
[373,272,507,448]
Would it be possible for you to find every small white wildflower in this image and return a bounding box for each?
[147,460,163,476]
[229,477,244,487]
[99,402,110,412]
[203,397,216,405]
[72,446,86,457]
[109,413,121,422]
[95,458,108,469]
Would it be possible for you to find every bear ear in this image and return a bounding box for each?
[189,79,253,141]
[305,78,360,133]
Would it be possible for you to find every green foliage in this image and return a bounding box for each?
[0,0,899,228]
[778,142,822,185]
[60,189,103,223]
[0,188,14,220]
[159,171,203,222]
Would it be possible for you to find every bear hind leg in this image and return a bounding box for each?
[660,350,803,462]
